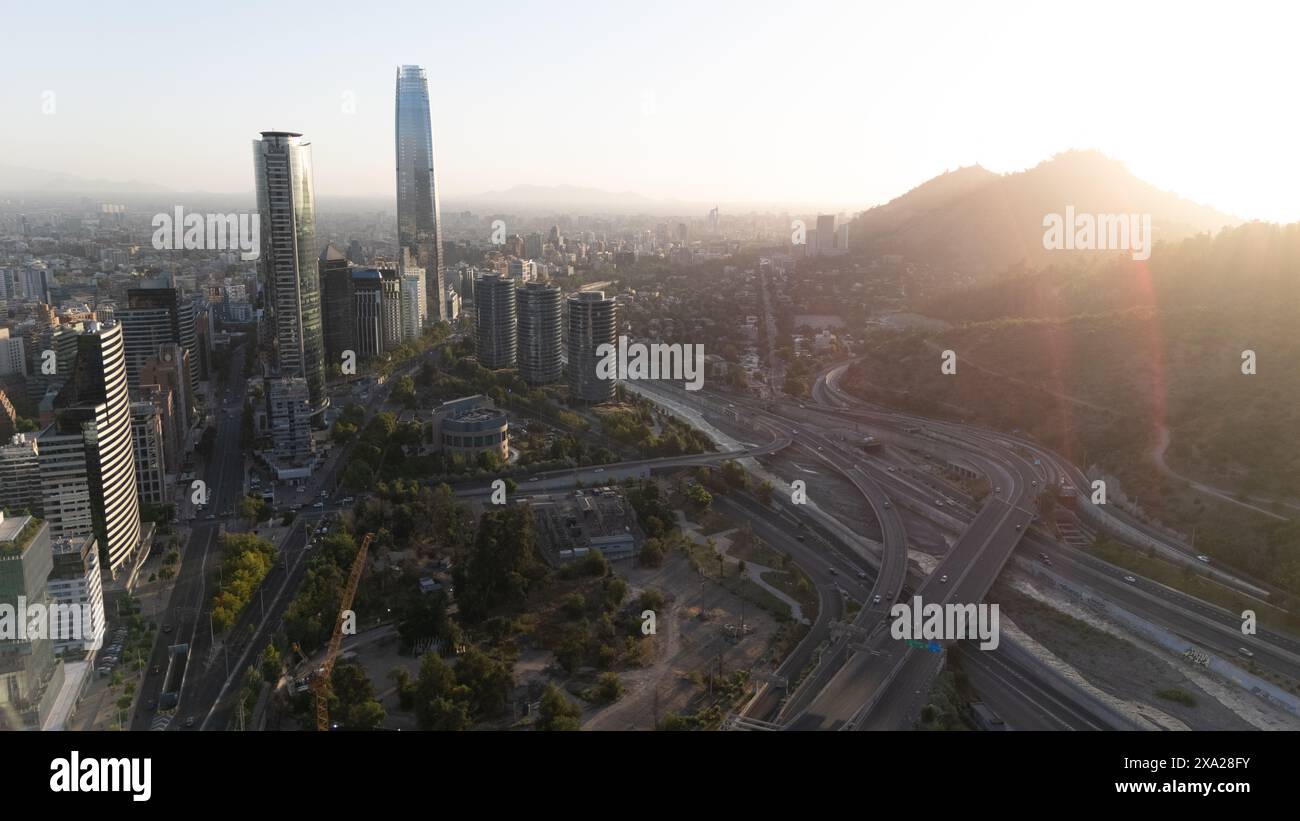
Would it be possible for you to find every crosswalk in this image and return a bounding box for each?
[150,715,171,731]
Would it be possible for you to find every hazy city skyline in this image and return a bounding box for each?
[3,1,1300,220]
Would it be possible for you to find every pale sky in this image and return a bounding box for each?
[3,0,1298,220]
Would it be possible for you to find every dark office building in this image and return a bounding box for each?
[319,244,355,367]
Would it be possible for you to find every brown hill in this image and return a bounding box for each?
[850,150,1238,274]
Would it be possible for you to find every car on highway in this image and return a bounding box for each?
[872,594,882,604]
[856,570,868,580]
[939,574,948,583]
[934,499,944,506]
[184,716,196,728]
[1123,575,1137,584]
[162,624,173,633]
[1237,647,1254,658]
[312,501,324,508]
[1015,523,1022,530]
[887,466,897,472]
[1196,554,1211,563]
[593,468,604,473]
[206,514,216,520]
[882,500,891,508]
[529,477,540,482]
[150,665,160,676]
[828,567,838,576]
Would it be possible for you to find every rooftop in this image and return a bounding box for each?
[0,514,43,557]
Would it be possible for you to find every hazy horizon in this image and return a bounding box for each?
[3,0,1299,220]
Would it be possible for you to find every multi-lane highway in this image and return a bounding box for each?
[131,342,1298,732]
[130,351,422,730]
[631,361,1299,730]
[130,348,250,730]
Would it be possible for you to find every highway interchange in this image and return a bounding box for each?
[625,363,1300,730]
[129,345,1300,731]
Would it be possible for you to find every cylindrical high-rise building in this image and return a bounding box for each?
[395,65,446,323]
[474,272,517,369]
[517,281,562,385]
[567,291,617,403]
[253,131,328,418]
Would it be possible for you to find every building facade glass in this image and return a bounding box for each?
[254,132,328,417]
[395,65,446,323]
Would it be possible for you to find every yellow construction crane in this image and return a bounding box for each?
[312,531,373,731]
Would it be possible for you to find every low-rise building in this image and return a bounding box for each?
[420,395,509,462]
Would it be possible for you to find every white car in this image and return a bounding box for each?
[1196,554,1211,563]
[939,574,949,583]
[1123,575,1137,584]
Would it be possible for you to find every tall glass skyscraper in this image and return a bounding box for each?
[253,131,328,417]
[395,65,445,323]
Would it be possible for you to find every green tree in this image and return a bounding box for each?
[329,662,386,729]
[411,653,472,730]
[592,672,623,703]
[259,643,282,683]
[639,538,665,568]
[238,494,268,526]
[453,507,546,622]
[454,647,513,718]
[536,683,581,731]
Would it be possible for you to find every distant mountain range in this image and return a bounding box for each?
[451,184,666,212]
[0,164,172,195]
[849,150,1239,274]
